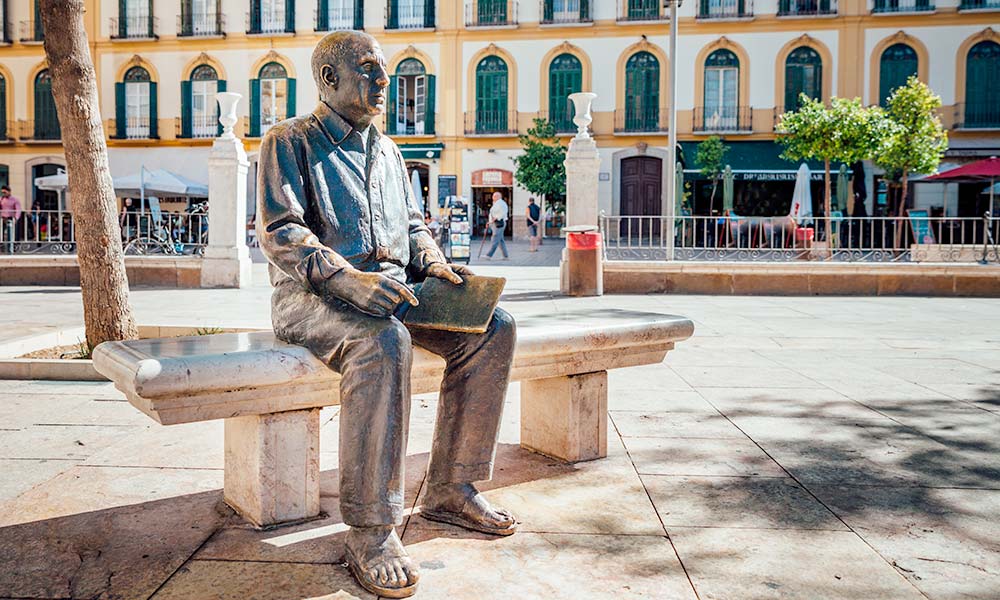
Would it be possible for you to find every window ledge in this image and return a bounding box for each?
[957,6,1000,11]
[539,21,595,28]
[384,26,436,32]
[955,126,1000,131]
[246,31,296,37]
[465,133,518,137]
[178,33,226,40]
[693,130,754,136]
[110,35,159,42]
[21,139,62,144]
[465,23,519,30]
[870,9,936,15]
[19,40,44,45]
[774,12,840,18]
[613,131,668,136]
[695,15,755,22]
[615,18,669,24]
[391,133,438,138]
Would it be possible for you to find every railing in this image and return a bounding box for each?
[960,0,1000,8]
[778,0,838,15]
[599,214,1000,263]
[954,103,1000,130]
[178,12,225,37]
[108,117,156,140]
[386,0,435,29]
[464,111,518,135]
[0,210,210,256]
[694,106,753,133]
[19,120,61,142]
[536,109,577,134]
[697,0,754,18]
[315,5,362,30]
[386,114,438,136]
[0,121,13,142]
[19,20,43,42]
[872,0,934,12]
[542,0,592,23]
[246,7,292,34]
[465,0,518,26]
[110,16,158,39]
[175,117,219,139]
[614,107,667,133]
[617,0,666,21]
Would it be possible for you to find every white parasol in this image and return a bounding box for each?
[410,169,424,214]
[790,163,813,224]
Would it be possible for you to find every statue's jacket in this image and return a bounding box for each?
[256,101,443,293]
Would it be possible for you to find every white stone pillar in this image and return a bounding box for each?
[564,93,602,229]
[201,92,252,288]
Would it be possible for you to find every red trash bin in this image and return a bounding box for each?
[564,226,603,296]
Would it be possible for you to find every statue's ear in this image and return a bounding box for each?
[321,64,337,89]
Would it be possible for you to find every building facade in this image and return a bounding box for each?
[0,0,998,236]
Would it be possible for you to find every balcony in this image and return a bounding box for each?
[959,0,1000,8]
[954,103,1000,130]
[18,120,61,142]
[386,114,438,136]
[110,16,158,40]
[697,0,754,19]
[386,0,435,29]
[19,20,43,43]
[693,106,753,133]
[315,6,363,31]
[534,109,578,134]
[465,0,518,27]
[246,8,293,35]
[541,0,592,24]
[108,117,157,140]
[872,0,934,12]
[464,111,518,135]
[777,0,838,15]
[176,117,220,140]
[178,12,225,37]
[614,107,667,134]
[617,0,667,22]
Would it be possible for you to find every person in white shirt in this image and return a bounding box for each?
[484,191,509,260]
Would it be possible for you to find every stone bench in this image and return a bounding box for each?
[93,311,693,527]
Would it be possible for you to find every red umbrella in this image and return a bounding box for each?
[925,156,999,217]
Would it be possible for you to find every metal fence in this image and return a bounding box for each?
[0,210,209,256]
[600,214,1000,263]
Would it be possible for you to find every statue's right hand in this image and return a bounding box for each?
[322,269,419,317]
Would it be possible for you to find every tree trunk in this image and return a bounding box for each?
[894,169,910,250]
[824,160,833,246]
[709,179,718,216]
[40,0,137,349]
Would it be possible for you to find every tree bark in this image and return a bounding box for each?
[40,0,138,349]
[823,159,833,246]
[894,169,910,250]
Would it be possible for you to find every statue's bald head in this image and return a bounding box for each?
[312,31,389,128]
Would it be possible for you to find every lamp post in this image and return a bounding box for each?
[665,0,681,261]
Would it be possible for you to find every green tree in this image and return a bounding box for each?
[777,95,883,244]
[696,136,729,216]
[873,76,948,222]
[513,117,567,218]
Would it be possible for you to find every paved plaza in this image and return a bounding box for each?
[0,258,998,599]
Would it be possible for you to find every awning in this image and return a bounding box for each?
[113,169,208,198]
[679,140,826,178]
[924,157,1000,183]
[399,143,444,160]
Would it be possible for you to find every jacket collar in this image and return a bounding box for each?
[312,101,382,148]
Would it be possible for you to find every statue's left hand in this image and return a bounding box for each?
[426,263,474,285]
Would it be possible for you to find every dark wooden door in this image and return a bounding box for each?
[620,156,662,237]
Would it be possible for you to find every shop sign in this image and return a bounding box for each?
[471,169,513,186]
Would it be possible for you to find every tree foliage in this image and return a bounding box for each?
[695,136,729,213]
[513,118,567,211]
[872,76,948,186]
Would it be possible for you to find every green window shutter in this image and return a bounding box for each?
[543,0,553,21]
[149,81,158,138]
[249,0,261,32]
[250,78,261,137]
[147,0,154,37]
[180,80,192,138]
[355,0,365,29]
[580,0,590,20]
[425,74,436,134]
[387,0,398,29]
[118,0,127,37]
[785,64,803,110]
[316,0,328,30]
[879,45,918,106]
[423,0,435,28]
[699,0,709,16]
[286,78,296,119]
[0,78,6,140]
[115,82,126,139]
[180,0,191,35]
[387,75,397,135]
[285,0,295,32]
[216,79,227,135]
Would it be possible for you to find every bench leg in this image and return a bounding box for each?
[520,371,608,462]
[224,408,321,528]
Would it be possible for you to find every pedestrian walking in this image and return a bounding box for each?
[0,186,22,252]
[484,191,509,260]
[525,197,541,252]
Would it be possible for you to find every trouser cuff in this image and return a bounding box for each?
[341,499,404,528]
[427,460,494,485]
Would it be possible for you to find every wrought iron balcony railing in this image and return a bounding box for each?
[19,120,61,142]
[110,16,158,39]
[872,0,934,12]
[386,0,435,29]
[246,8,294,34]
[108,117,158,140]
[541,0,592,24]
[697,0,754,18]
[19,20,43,43]
[617,0,667,21]
[315,6,364,31]
[614,107,668,133]
[465,0,518,27]
[178,12,225,37]
[959,0,1000,8]
[954,103,1000,130]
[464,111,518,135]
[777,0,838,15]
[176,117,221,139]
[536,109,578,134]
[693,106,753,133]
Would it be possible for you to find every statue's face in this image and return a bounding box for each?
[321,36,389,126]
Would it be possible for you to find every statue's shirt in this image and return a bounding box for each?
[256,102,443,292]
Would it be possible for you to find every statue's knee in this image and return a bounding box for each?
[490,308,517,350]
[374,318,413,358]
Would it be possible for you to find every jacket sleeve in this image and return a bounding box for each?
[256,129,353,293]
[398,147,446,273]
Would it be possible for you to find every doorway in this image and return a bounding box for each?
[620,156,662,236]
[405,162,430,216]
[471,186,513,238]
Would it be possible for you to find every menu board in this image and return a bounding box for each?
[907,209,936,244]
[437,175,457,209]
[446,196,471,263]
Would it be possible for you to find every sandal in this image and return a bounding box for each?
[344,541,419,598]
[420,505,518,536]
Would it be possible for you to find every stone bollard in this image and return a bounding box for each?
[560,92,603,295]
[201,92,252,288]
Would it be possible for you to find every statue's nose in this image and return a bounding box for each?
[375,67,389,88]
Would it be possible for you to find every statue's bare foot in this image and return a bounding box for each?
[421,482,517,536]
[344,525,419,598]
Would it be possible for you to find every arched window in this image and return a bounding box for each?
[0,74,7,141]
[879,43,917,106]
[249,0,294,34]
[703,49,739,130]
[965,41,1000,129]
[114,66,157,139]
[316,0,364,31]
[474,56,509,134]
[785,46,822,110]
[389,58,435,135]
[622,52,659,132]
[548,54,582,133]
[181,64,226,139]
[33,69,60,140]
[250,62,295,137]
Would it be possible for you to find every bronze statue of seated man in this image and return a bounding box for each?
[255,30,517,598]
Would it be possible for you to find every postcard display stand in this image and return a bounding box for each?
[447,198,471,264]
